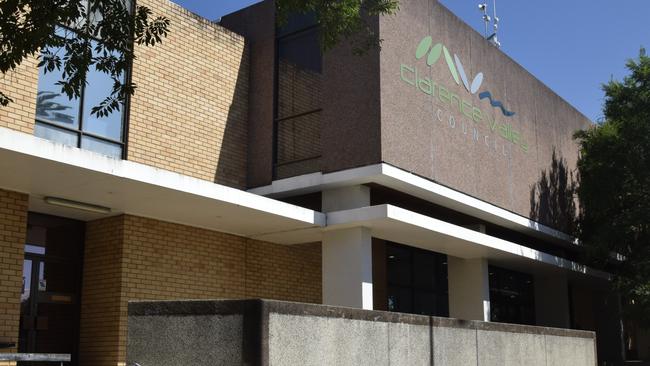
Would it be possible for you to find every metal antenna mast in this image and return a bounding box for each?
[490,0,501,48]
[478,3,490,39]
[478,0,502,49]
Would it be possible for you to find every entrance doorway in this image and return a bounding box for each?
[19,213,84,365]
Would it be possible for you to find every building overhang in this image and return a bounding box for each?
[249,163,576,245]
[255,204,609,282]
[0,127,607,282]
[0,127,325,242]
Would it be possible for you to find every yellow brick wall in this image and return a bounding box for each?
[0,0,250,188]
[0,190,28,365]
[128,0,249,188]
[78,216,125,366]
[0,58,38,134]
[80,214,321,366]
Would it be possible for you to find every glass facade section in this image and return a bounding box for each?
[489,265,536,325]
[386,243,449,317]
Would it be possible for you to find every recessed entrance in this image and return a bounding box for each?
[19,213,84,365]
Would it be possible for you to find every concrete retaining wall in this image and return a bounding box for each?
[127,299,596,366]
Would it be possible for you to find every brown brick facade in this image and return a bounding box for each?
[0,190,28,365]
[80,214,321,366]
[128,0,249,188]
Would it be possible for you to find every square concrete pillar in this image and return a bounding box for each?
[322,227,374,309]
[534,274,570,328]
[447,257,490,321]
[322,185,370,212]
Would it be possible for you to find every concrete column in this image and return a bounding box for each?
[322,227,374,309]
[447,257,490,321]
[534,274,570,328]
[321,185,373,309]
[321,185,370,212]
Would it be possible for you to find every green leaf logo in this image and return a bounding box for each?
[415,37,480,92]
[427,44,442,66]
[416,36,433,60]
[412,36,515,117]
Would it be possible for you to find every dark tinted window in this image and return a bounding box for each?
[489,266,536,325]
[274,12,322,178]
[277,11,317,37]
[278,29,322,75]
[386,243,448,317]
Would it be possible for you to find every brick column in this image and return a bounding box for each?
[0,190,28,365]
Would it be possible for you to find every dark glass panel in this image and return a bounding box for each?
[276,28,322,119]
[276,112,321,164]
[489,265,535,325]
[413,251,437,290]
[385,243,449,318]
[388,286,413,313]
[277,12,318,37]
[413,290,437,316]
[387,245,411,286]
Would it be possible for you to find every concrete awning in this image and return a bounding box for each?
[250,163,575,245]
[0,127,325,242]
[256,204,608,281]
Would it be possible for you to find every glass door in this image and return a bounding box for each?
[18,214,84,365]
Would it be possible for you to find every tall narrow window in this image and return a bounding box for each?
[34,5,130,159]
[274,13,322,178]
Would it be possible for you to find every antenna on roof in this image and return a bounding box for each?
[478,1,501,49]
[478,3,490,39]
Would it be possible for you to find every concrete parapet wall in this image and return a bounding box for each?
[127,299,596,366]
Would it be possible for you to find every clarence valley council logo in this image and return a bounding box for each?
[400,36,529,154]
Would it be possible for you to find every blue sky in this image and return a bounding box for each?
[172,0,648,122]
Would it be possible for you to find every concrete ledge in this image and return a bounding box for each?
[128,299,596,366]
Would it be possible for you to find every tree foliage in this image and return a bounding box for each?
[0,0,169,116]
[0,0,399,117]
[574,48,650,324]
[276,0,400,54]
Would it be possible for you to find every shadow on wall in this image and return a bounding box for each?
[214,48,249,189]
[529,148,578,235]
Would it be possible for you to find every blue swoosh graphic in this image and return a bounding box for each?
[479,91,516,117]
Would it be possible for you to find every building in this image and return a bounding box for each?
[0,0,646,364]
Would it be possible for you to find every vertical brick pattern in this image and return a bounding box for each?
[128,0,249,188]
[0,190,28,366]
[0,58,38,134]
[78,216,125,366]
[79,214,321,366]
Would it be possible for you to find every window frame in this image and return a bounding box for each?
[34,3,134,160]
